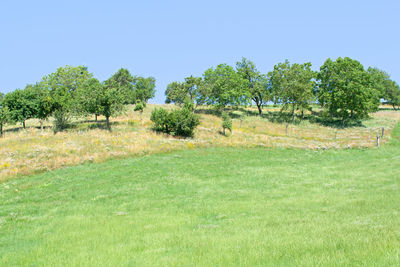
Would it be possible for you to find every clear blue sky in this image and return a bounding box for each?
[1,0,399,103]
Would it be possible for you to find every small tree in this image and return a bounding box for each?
[43,65,92,131]
[134,100,145,121]
[269,60,315,122]
[236,58,269,115]
[75,78,103,121]
[104,68,135,104]
[221,112,232,136]
[0,105,11,137]
[203,64,249,108]
[99,81,125,131]
[31,82,54,132]
[2,87,37,129]
[165,76,206,110]
[133,76,156,104]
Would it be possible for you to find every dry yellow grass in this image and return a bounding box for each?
[1,104,399,181]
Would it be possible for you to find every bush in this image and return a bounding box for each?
[222,112,232,135]
[150,107,200,137]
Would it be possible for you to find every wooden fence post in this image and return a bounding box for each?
[377,135,380,147]
[382,127,384,138]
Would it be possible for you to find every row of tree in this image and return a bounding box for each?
[165,57,400,124]
[0,66,155,135]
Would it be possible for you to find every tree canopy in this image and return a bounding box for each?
[269,60,315,121]
[317,57,380,123]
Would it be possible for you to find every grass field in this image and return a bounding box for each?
[1,105,399,181]
[1,121,399,265]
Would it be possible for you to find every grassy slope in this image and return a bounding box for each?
[1,126,400,266]
[1,105,399,180]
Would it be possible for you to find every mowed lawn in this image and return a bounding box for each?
[1,128,400,266]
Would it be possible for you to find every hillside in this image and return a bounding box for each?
[1,105,399,181]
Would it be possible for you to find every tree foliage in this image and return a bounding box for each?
[133,76,156,104]
[165,76,205,109]
[104,68,135,104]
[269,60,315,121]
[221,112,232,135]
[203,64,249,108]
[150,106,200,137]
[2,86,37,128]
[0,98,11,136]
[236,58,269,115]
[317,57,380,123]
[43,65,92,131]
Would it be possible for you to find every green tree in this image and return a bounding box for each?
[43,65,92,131]
[99,78,125,130]
[269,60,316,122]
[31,82,54,132]
[104,68,135,104]
[133,76,156,104]
[236,58,269,115]
[203,64,249,108]
[2,86,37,128]
[0,95,12,137]
[165,76,205,110]
[221,112,232,135]
[368,67,400,109]
[385,80,400,110]
[317,57,380,124]
[75,78,103,121]
[134,100,145,121]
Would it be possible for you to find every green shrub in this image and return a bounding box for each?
[222,112,232,135]
[150,107,200,137]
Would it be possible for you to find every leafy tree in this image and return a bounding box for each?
[99,78,125,130]
[203,64,249,108]
[0,97,11,137]
[43,65,92,131]
[2,86,37,128]
[367,67,391,99]
[134,100,145,121]
[236,58,269,115]
[165,76,205,110]
[31,82,54,132]
[269,60,316,122]
[317,57,380,124]
[133,76,156,104]
[221,112,232,135]
[104,68,135,104]
[368,67,400,109]
[75,78,103,121]
[385,80,400,110]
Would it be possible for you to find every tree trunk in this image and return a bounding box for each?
[106,116,110,131]
[23,121,26,129]
[350,109,354,118]
[257,103,262,116]
[40,120,43,133]
[140,110,143,121]
[301,110,304,118]
[0,123,3,137]
[223,127,226,136]
[95,114,98,122]
[292,104,296,123]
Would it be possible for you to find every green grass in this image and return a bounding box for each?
[1,126,400,266]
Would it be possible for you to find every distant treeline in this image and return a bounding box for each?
[1,57,399,136]
[0,66,155,135]
[166,57,400,123]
